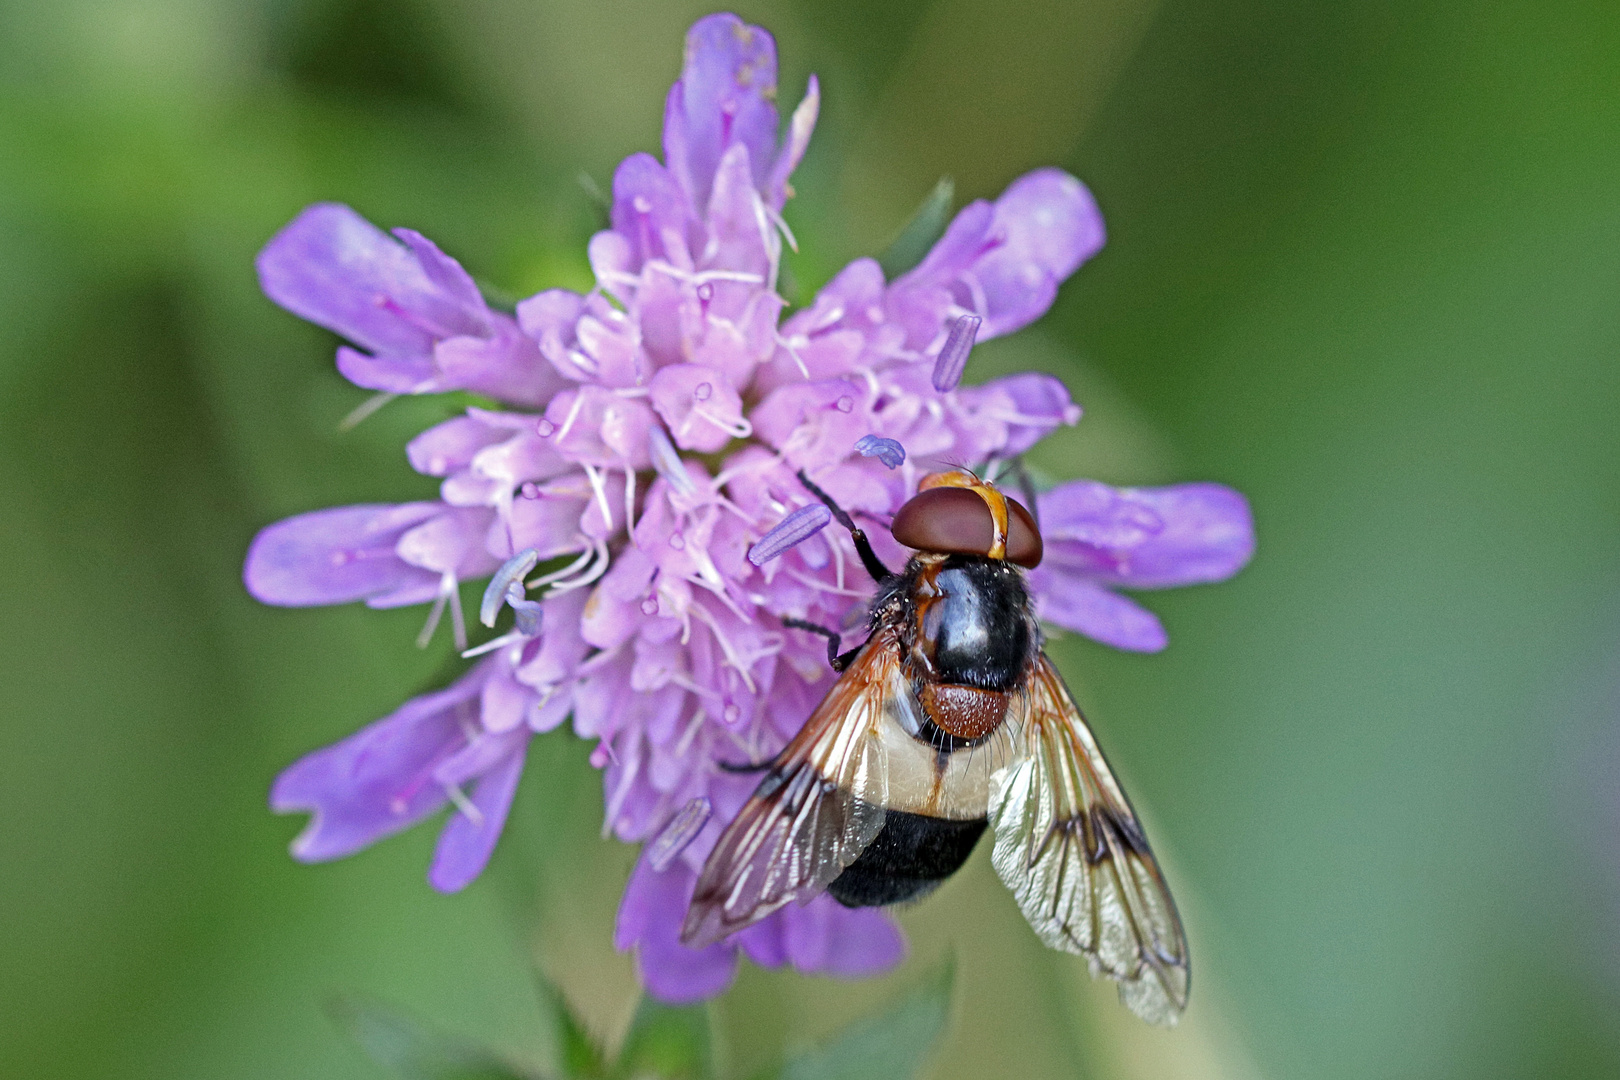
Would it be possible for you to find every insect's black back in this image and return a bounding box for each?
[916,555,1033,690]
[828,554,1037,909]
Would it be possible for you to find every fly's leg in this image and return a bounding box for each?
[1008,455,1041,530]
[715,758,774,774]
[782,616,861,672]
[796,469,893,583]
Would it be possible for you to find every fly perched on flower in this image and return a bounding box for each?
[245,12,1254,1010]
[687,467,1189,1023]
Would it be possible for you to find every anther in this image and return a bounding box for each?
[747,504,832,566]
[854,435,906,469]
[932,313,982,392]
[479,549,543,636]
[646,797,711,872]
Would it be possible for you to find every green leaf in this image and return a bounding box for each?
[779,965,953,1080]
[328,996,536,1080]
[877,178,955,280]
[531,970,609,1079]
[610,997,715,1080]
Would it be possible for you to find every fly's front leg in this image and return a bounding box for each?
[796,469,893,583]
[782,616,861,672]
[1008,455,1041,530]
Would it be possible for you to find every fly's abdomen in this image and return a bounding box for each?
[827,807,988,907]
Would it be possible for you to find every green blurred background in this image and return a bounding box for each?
[3,0,1619,1077]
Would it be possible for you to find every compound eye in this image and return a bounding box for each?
[1004,498,1042,568]
[890,487,1043,568]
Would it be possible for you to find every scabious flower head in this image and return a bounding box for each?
[244,12,1254,1002]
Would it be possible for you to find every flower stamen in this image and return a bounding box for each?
[647,796,712,872]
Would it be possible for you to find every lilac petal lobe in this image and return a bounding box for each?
[256,204,431,356]
[617,859,739,1002]
[407,416,508,478]
[896,199,995,287]
[664,13,780,204]
[991,168,1106,283]
[1031,570,1168,652]
[768,73,820,207]
[932,314,981,391]
[813,903,907,976]
[428,736,528,893]
[1105,483,1255,587]
[970,372,1081,456]
[973,170,1105,338]
[390,227,488,327]
[334,345,437,394]
[270,669,486,861]
[748,504,832,565]
[244,503,441,607]
[854,435,906,469]
[609,153,694,268]
[1038,481,1255,588]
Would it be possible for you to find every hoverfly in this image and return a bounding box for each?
[681,468,1190,1024]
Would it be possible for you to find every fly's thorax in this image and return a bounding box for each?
[907,554,1034,691]
[874,553,1037,751]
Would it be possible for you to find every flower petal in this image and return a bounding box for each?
[391,227,488,325]
[616,859,739,1002]
[963,371,1081,456]
[885,169,1105,348]
[428,734,528,893]
[408,416,510,478]
[433,326,564,408]
[650,363,749,453]
[785,898,906,977]
[270,671,483,861]
[973,169,1105,337]
[1101,483,1255,588]
[662,13,780,206]
[1040,481,1255,588]
[1030,570,1168,652]
[395,506,500,580]
[244,503,442,607]
[610,153,696,269]
[256,203,484,355]
[767,74,819,208]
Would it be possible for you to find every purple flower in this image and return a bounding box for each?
[246,14,1254,1003]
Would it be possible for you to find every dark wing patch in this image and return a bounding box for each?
[680,632,899,948]
[989,654,1191,1025]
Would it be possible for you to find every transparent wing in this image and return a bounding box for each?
[680,632,900,948]
[989,653,1191,1025]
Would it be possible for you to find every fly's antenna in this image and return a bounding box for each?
[796,469,893,583]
